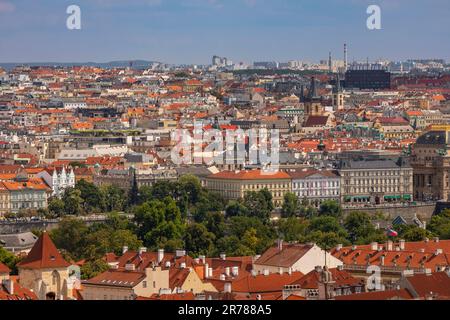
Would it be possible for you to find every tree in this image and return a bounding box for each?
[225,200,249,218]
[50,217,88,260]
[128,170,140,207]
[227,216,276,254]
[62,188,84,216]
[48,198,66,218]
[81,259,110,280]
[183,223,216,256]
[243,189,273,222]
[397,224,434,242]
[318,200,342,218]
[178,175,203,205]
[101,185,127,212]
[0,246,21,274]
[344,211,387,244]
[203,212,226,239]
[281,193,299,218]
[75,179,103,213]
[133,198,185,249]
[277,217,308,242]
[428,210,450,239]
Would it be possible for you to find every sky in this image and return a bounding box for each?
[0,0,450,64]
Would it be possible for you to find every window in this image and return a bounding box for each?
[143,281,147,288]
[153,281,156,288]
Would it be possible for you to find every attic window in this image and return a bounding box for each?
[50,255,56,261]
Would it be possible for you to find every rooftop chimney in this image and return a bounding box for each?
[157,249,164,264]
[122,246,129,254]
[204,263,210,279]
[224,282,232,293]
[434,237,440,243]
[336,244,343,251]
[277,239,283,252]
[225,267,230,277]
[199,255,206,264]
[180,262,186,269]
[386,240,393,251]
[435,249,443,256]
[220,253,226,260]
[399,240,406,251]
[125,263,135,271]
[139,247,147,255]
[220,274,226,281]
[176,249,186,258]
[232,266,239,277]
[371,242,378,251]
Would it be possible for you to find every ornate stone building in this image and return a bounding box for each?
[411,129,450,201]
[338,157,413,206]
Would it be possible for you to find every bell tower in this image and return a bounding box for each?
[304,77,323,116]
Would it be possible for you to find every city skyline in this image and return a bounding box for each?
[1,0,450,64]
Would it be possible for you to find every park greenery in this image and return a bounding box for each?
[3,175,450,278]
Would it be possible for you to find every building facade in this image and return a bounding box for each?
[290,169,340,207]
[339,157,413,206]
[411,129,450,201]
[204,170,292,207]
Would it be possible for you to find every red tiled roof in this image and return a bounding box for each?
[208,170,291,181]
[83,270,146,288]
[17,232,70,269]
[336,289,414,300]
[231,272,304,294]
[405,272,450,298]
[0,262,10,274]
[291,268,363,290]
[138,292,196,300]
[303,116,329,127]
[0,277,38,300]
[255,244,313,268]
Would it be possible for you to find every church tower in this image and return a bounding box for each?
[332,74,345,111]
[17,232,73,300]
[304,77,324,116]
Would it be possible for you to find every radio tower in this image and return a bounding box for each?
[344,43,348,72]
[328,52,332,74]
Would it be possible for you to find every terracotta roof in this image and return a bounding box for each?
[291,268,363,290]
[288,169,339,180]
[17,232,70,269]
[169,268,191,289]
[404,272,450,298]
[208,170,291,181]
[83,270,145,288]
[230,272,304,294]
[304,116,329,127]
[0,277,38,300]
[331,240,450,271]
[0,262,10,274]
[139,292,196,300]
[255,244,314,268]
[336,289,414,300]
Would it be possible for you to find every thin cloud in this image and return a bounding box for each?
[0,1,14,13]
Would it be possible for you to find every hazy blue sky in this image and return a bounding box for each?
[0,0,449,64]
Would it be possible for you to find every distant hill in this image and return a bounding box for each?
[0,60,161,70]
